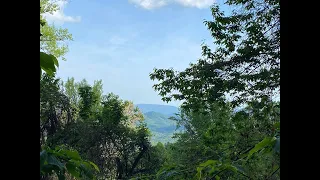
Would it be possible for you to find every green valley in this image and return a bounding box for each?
[136,104,181,144]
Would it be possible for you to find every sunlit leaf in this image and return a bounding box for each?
[89,161,100,172]
[248,137,276,159]
[40,52,57,76]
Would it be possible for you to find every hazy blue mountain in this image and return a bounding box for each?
[143,111,176,133]
[142,111,177,144]
[136,104,179,115]
[135,104,181,144]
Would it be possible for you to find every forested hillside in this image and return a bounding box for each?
[143,111,177,144]
[40,0,280,179]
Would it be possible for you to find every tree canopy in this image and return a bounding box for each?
[150,0,280,110]
[149,0,280,179]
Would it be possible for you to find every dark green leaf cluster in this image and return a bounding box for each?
[40,146,99,180]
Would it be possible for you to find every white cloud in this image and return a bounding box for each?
[174,0,215,8]
[129,0,215,10]
[43,1,81,25]
[129,0,168,10]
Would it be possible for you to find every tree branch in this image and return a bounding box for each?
[128,144,148,177]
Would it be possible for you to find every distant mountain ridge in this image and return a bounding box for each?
[143,111,176,131]
[135,104,179,115]
[135,104,180,144]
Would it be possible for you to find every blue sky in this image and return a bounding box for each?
[45,0,226,107]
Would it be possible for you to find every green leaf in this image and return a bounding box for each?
[199,160,218,167]
[215,175,221,180]
[40,52,57,76]
[196,167,202,179]
[89,161,100,172]
[66,162,80,178]
[50,150,65,159]
[62,149,81,161]
[225,164,237,173]
[197,160,219,179]
[248,137,276,159]
[81,161,93,170]
[47,153,64,170]
[79,163,94,179]
[208,167,217,175]
[53,56,59,67]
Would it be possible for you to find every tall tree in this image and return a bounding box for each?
[62,78,105,120]
[149,0,280,178]
[63,77,80,106]
[150,0,280,110]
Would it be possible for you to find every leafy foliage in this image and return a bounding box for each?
[40,0,73,60]
[40,146,99,180]
[154,101,279,179]
[40,0,73,76]
[150,0,280,110]
[40,75,100,180]
[148,1,280,179]
[46,80,165,179]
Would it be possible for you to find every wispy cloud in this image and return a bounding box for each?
[129,0,168,10]
[174,0,216,8]
[43,1,81,25]
[129,0,216,10]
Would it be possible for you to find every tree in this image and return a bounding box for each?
[49,80,161,179]
[40,0,73,61]
[150,0,280,110]
[63,77,80,107]
[62,78,106,121]
[149,0,280,178]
